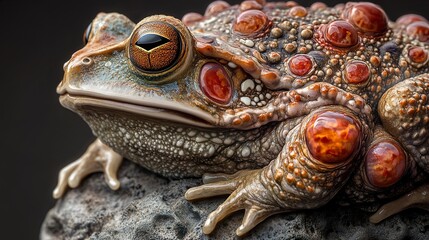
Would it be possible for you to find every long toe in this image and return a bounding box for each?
[370,183,429,223]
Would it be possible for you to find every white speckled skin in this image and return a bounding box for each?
[54,1,429,236]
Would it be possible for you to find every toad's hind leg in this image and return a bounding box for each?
[373,73,429,222]
[53,138,123,199]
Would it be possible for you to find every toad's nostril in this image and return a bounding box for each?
[82,57,93,65]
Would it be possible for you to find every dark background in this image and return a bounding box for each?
[0,0,427,239]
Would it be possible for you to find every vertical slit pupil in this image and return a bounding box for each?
[136,34,170,51]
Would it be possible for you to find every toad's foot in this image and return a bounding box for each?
[370,183,429,223]
[53,139,123,199]
[186,170,283,236]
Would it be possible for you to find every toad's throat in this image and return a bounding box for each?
[59,93,217,128]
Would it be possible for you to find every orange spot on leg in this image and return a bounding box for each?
[305,111,361,163]
[365,141,406,188]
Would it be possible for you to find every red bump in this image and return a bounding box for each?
[334,3,345,11]
[285,1,298,7]
[344,61,370,85]
[233,10,270,37]
[289,6,308,17]
[397,14,428,26]
[240,0,263,11]
[342,2,388,36]
[288,54,313,76]
[406,21,429,42]
[305,111,361,164]
[365,141,406,188]
[310,2,327,11]
[182,13,204,26]
[254,0,266,5]
[205,1,230,17]
[408,46,428,63]
[199,62,232,104]
[324,20,359,48]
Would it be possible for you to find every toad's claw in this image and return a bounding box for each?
[185,170,281,236]
[370,183,429,223]
[53,139,123,199]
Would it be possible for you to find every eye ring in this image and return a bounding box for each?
[129,22,182,73]
[127,15,194,84]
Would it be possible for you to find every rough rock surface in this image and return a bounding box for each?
[41,161,429,240]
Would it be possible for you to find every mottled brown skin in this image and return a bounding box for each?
[54,1,429,236]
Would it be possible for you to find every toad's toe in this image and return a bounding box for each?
[370,183,429,223]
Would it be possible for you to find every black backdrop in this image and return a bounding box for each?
[0,0,427,239]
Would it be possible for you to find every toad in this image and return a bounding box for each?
[54,1,429,236]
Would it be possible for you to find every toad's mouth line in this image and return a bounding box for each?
[59,93,217,128]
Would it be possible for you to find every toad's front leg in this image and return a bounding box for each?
[186,106,371,236]
[53,138,123,198]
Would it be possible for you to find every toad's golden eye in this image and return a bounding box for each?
[83,22,93,45]
[129,21,183,73]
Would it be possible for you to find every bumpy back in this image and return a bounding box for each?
[185,1,429,110]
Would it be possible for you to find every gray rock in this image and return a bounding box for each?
[41,161,429,240]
